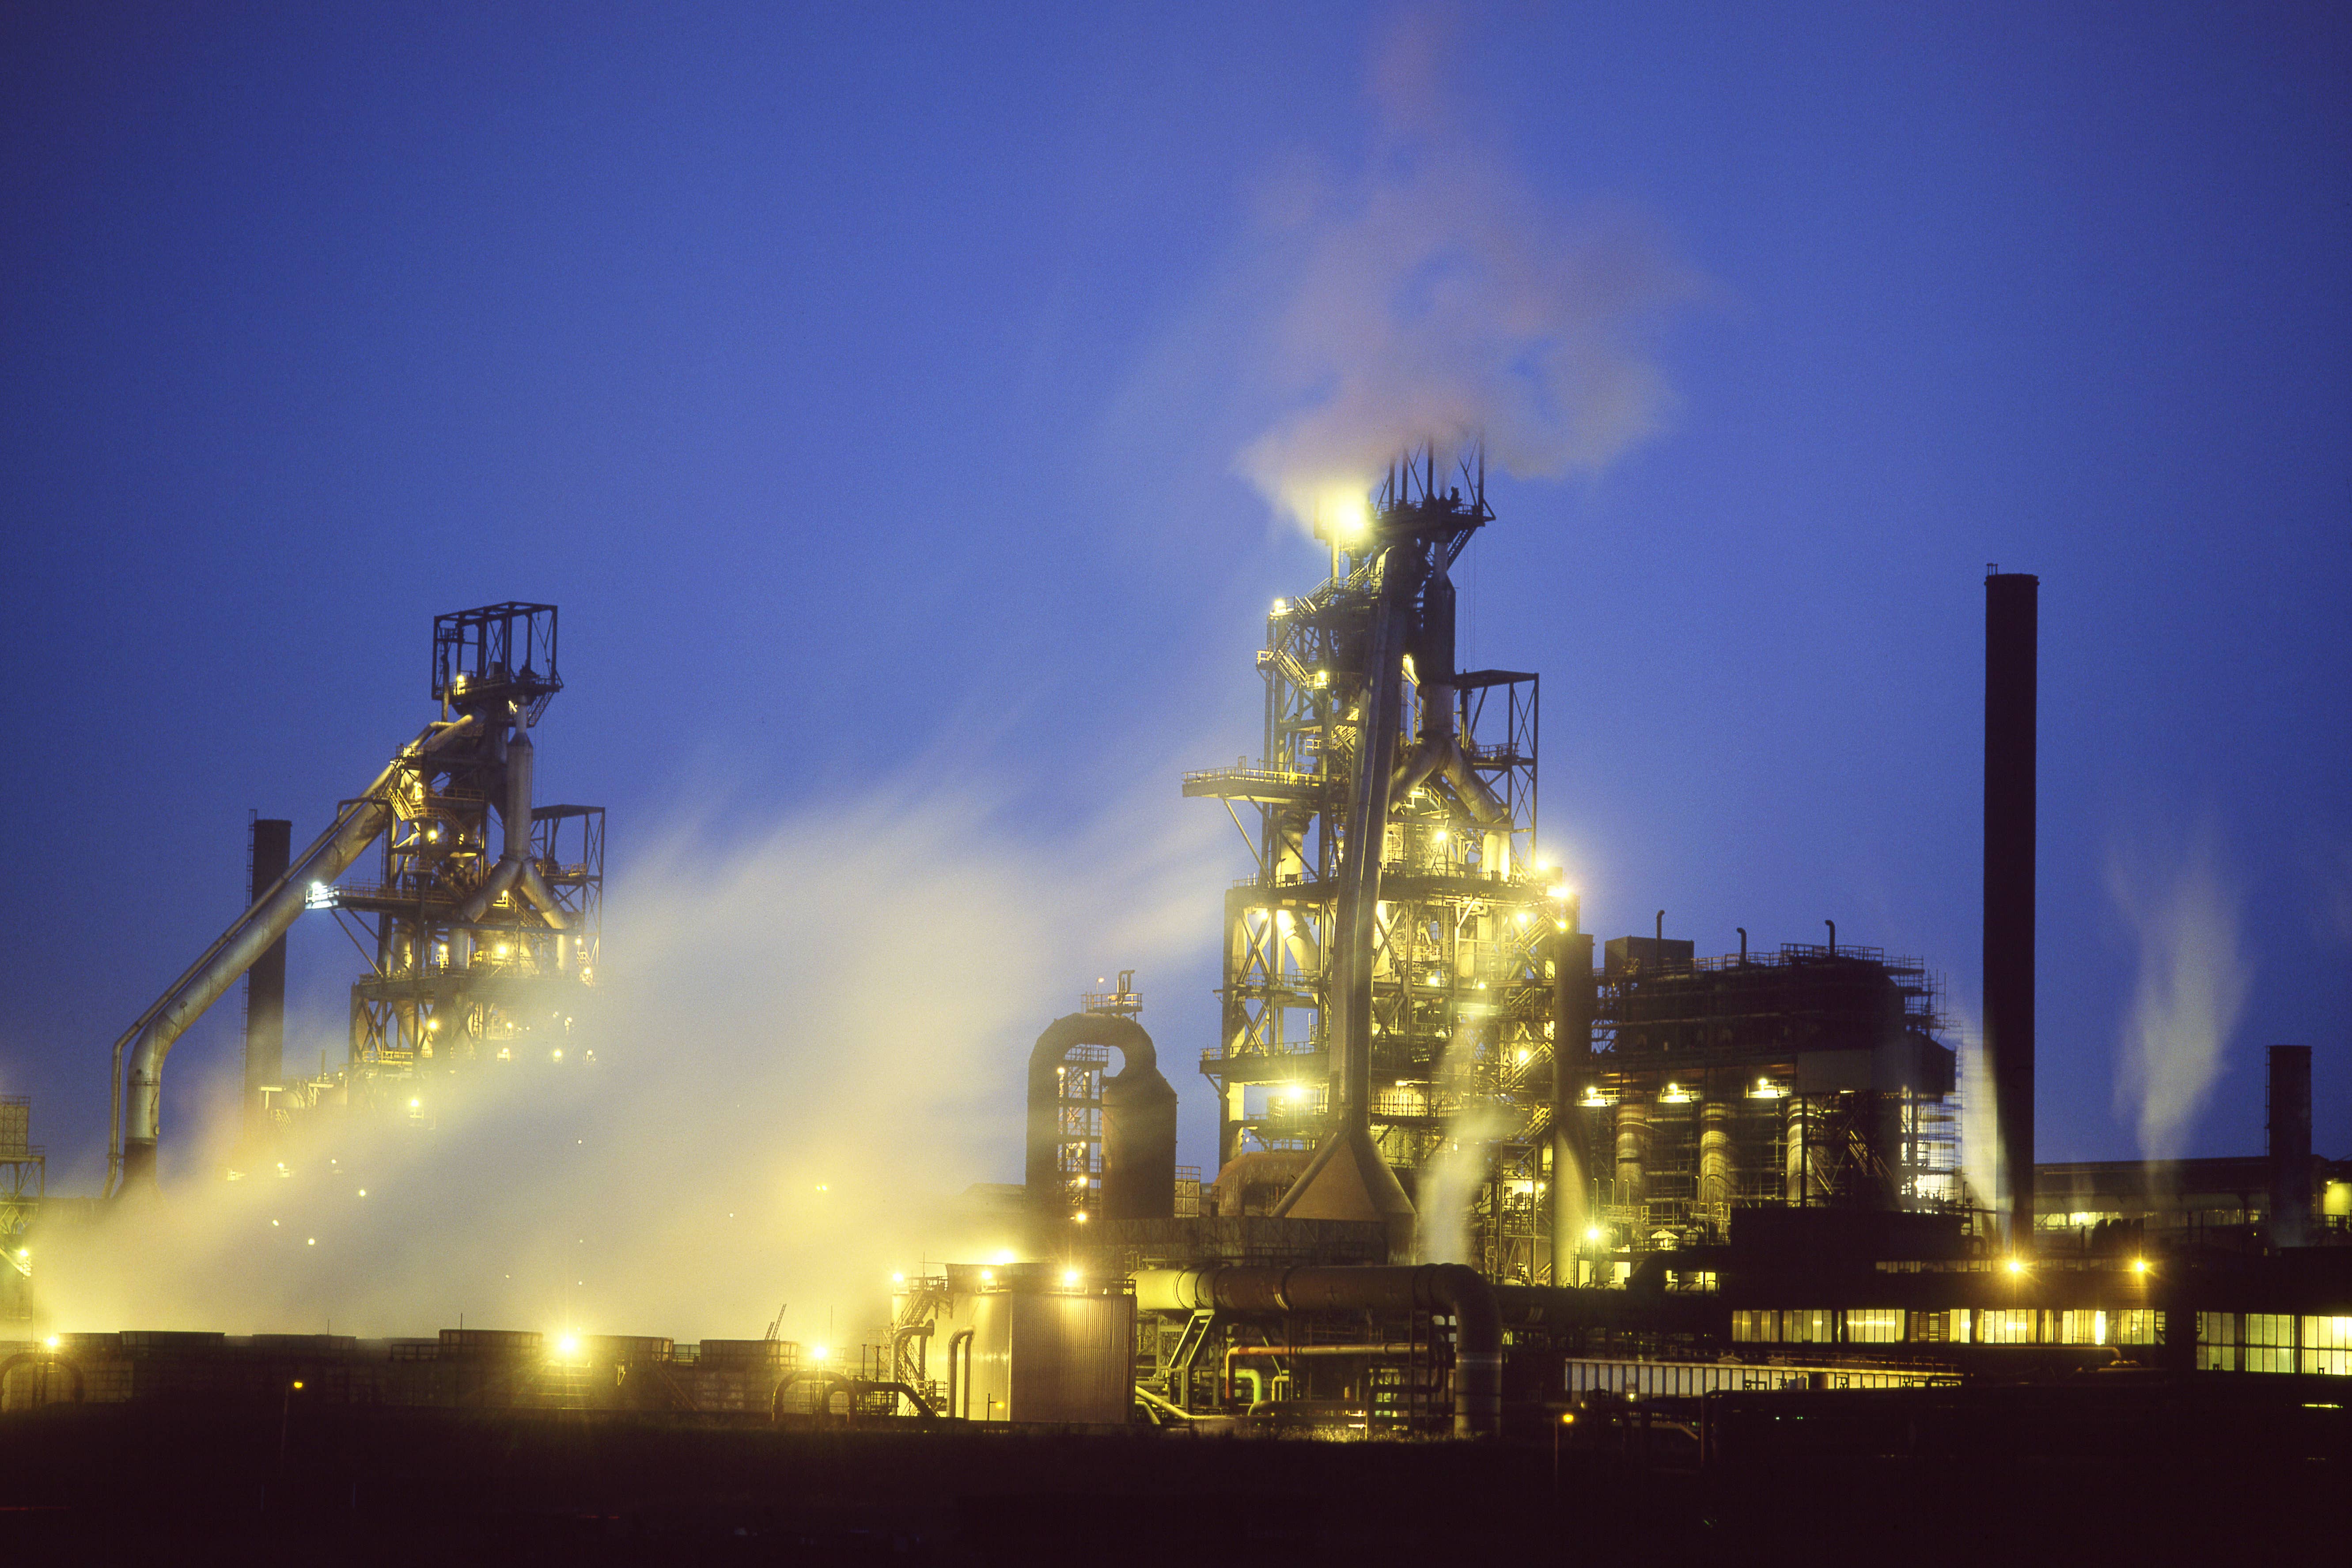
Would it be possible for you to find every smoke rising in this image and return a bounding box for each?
[2109,828,2250,1162]
[1413,1020,1509,1266]
[1236,15,1699,527]
[39,782,1218,1345]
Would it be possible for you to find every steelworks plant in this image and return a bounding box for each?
[1,454,2346,1561]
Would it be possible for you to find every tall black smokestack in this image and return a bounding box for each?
[2268,1044,2313,1249]
[1984,573,2037,1250]
[243,817,292,1136]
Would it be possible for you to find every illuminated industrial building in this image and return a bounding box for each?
[100,602,601,1190]
[0,467,2343,1564]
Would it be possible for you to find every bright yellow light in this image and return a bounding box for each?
[810,1345,829,1361]
[993,1249,1016,1265]
[1271,598,1290,615]
[555,1335,580,1358]
[2131,1258,2148,1275]
[1431,828,1448,844]
[1074,1211,1089,1224]
[1584,1226,1604,1243]
[305,1238,315,1246]
[1562,1413,1576,1425]
[357,1189,367,1198]
[1515,1049,1530,1064]
[2006,1257,2026,1275]
[891,1272,905,1284]
[43,1336,59,1350]
[1323,490,1371,536]
[1062,1269,1081,1286]
[495,943,509,958]
[292,1380,304,1390]
[409,1098,421,1110]
[552,1049,564,1062]
[1548,884,1572,901]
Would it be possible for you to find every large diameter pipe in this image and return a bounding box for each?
[110,718,475,1194]
[1131,1264,1500,1438]
[1984,572,2038,1249]
[460,720,566,928]
[1270,553,1420,1251]
[1025,1011,1174,1219]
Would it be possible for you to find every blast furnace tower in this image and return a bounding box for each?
[1186,447,1560,1274]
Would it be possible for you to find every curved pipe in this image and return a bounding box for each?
[1220,1341,1418,1405]
[1132,1264,1500,1438]
[769,1372,936,1421]
[1737,927,1747,964]
[946,1328,973,1420]
[890,1323,932,1385]
[460,721,567,929]
[1825,919,1835,955]
[109,716,478,1194]
[1024,1011,1175,1220]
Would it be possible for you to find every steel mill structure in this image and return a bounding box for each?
[7,469,2345,1502]
[1182,446,1964,1284]
[102,602,601,1190]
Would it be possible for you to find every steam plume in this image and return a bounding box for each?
[1237,16,1698,526]
[39,782,1217,1343]
[2110,829,2249,1161]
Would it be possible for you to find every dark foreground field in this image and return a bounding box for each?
[0,1381,2342,1564]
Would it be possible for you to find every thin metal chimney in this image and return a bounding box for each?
[242,818,292,1134]
[2268,1045,2313,1249]
[1984,571,2038,1250]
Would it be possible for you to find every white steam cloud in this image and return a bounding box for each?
[2109,829,2250,1162]
[1413,1021,1511,1266]
[40,783,1218,1345]
[1236,17,1699,526]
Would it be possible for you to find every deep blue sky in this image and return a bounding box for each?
[4,2,2347,1190]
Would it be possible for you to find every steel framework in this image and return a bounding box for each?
[1188,447,1564,1278]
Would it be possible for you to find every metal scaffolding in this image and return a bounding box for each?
[1188,446,1561,1277]
[326,604,602,1109]
[1564,940,1963,1269]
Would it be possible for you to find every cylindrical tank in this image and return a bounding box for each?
[1784,1099,1810,1204]
[1615,1100,1650,1210]
[1101,1057,1178,1221]
[1699,1098,1734,1217]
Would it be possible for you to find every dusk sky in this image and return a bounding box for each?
[4,2,2347,1196]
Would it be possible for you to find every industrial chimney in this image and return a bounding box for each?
[2269,1045,2314,1249]
[1984,572,2038,1250]
[242,818,292,1139]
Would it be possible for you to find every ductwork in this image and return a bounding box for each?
[1272,553,1419,1252]
[1024,1011,1176,1220]
[1391,567,1509,846]
[459,714,567,929]
[109,716,478,1194]
[1132,1264,1500,1438]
